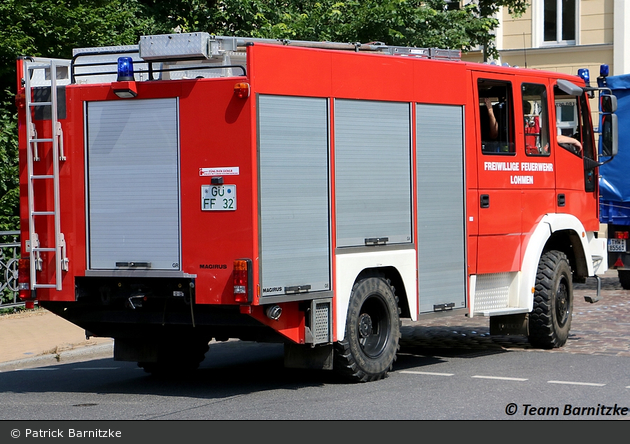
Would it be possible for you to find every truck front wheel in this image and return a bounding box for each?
[528,250,573,349]
[334,276,401,382]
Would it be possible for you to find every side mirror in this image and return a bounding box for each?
[557,79,584,96]
[600,113,618,157]
[600,94,617,113]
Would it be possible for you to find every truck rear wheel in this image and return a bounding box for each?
[139,339,210,376]
[618,270,630,290]
[528,250,573,349]
[334,276,401,382]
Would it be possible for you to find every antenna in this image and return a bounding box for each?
[523,32,528,68]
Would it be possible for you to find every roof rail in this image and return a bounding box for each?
[68,32,461,85]
[139,32,461,62]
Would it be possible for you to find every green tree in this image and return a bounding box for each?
[0,0,158,103]
[268,0,527,58]
[0,0,158,233]
[0,101,18,233]
[137,1,528,57]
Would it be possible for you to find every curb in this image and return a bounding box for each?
[0,342,114,372]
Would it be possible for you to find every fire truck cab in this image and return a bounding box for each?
[16,33,617,382]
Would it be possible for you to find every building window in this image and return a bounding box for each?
[543,0,576,44]
[445,1,461,11]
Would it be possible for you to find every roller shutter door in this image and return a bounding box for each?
[86,98,181,271]
[257,95,331,298]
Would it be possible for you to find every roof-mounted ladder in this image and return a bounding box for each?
[23,57,71,291]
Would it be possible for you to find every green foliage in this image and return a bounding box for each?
[0,99,18,233]
[0,0,159,234]
[0,0,158,103]
[204,0,528,58]
[138,1,529,56]
[137,0,218,35]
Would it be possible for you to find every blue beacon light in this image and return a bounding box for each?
[598,64,610,88]
[577,68,590,86]
[117,57,135,82]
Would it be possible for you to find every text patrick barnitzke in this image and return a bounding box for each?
[11,428,122,438]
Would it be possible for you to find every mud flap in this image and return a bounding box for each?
[284,343,333,370]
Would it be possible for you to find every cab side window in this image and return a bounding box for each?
[553,86,584,157]
[522,83,550,157]
[479,79,515,155]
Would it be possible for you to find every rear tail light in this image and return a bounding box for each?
[18,258,35,301]
[233,259,253,303]
[615,231,629,239]
[15,90,26,109]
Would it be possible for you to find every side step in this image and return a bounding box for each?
[583,275,601,304]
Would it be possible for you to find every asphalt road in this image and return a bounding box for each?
[0,338,629,421]
[0,271,628,423]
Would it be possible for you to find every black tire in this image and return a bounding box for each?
[528,250,573,349]
[139,339,209,376]
[618,270,630,290]
[334,276,401,382]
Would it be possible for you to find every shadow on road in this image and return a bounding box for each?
[1,272,627,401]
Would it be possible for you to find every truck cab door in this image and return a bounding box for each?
[553,83,599,230]
[474,73,522,274]
[519,80,557,247]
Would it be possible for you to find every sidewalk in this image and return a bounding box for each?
[0,308,113,370]
[401,268,630,357]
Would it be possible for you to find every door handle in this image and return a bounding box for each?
[480,194,490,208]
[557,194,566,207]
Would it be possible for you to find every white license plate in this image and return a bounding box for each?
[608,238,626,252]
[201,185,236,211]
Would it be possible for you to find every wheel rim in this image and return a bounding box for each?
[555,276,570,327]
[356,295,390,358]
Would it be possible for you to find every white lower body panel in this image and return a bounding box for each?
[334,249,417,341]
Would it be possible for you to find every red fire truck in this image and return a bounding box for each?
[16,33,617,382]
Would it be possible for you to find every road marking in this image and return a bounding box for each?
[472,375,528,381]
[73,367,118,371]
[400,370,454,376]
[17,368,59,371]
[548,380,606,387]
